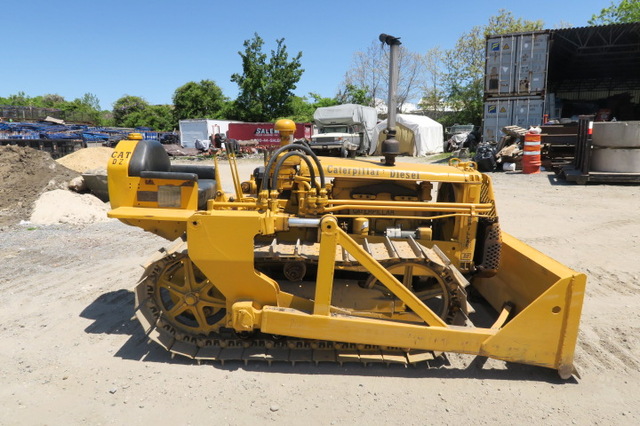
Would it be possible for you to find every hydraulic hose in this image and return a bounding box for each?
[261,144,325,192]
[270,151,319,192]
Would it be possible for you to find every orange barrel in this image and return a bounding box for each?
[522,132,541,174]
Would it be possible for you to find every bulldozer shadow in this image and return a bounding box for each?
[80,289,184,364]
[236,359,575,384]
[80,290,577,383]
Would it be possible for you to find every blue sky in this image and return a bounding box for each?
[2,0,609,110]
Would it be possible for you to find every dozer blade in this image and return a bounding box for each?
[472,232,586,379]
[254,228,586,379]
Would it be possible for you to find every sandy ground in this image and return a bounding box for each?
[1,156,639,425]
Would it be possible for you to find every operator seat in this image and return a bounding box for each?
[128,139,216,210]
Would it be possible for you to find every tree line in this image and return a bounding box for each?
[1,2,636,132]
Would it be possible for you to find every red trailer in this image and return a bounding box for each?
[227,122,312,148]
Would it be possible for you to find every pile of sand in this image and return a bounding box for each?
[0,145,79,226]
[55,147,114,173]
[29,189,111,225]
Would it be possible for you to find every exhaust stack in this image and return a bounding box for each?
[379,33,401,166]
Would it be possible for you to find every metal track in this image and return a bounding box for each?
[255,235,462,269]
[134,237,470,366]
[143,327,440,367]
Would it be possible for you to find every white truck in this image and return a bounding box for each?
[309,104,378,157]
[178,119,240,148]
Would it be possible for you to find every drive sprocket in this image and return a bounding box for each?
[135,243,227,340]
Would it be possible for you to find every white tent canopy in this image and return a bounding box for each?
[371,114,444,156]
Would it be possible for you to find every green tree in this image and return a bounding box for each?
[41,94,66,108]
[57,93,102,123]
[172,80,229,121]
[79,93,101,111]
[122,105,174,131]
[589,0,640,24]
[0,91,103,124]
[419,47,447,119]
[442,10,544,126]
[287,96,315,122]
[112,95,149,126]
[230,33,304,122]
[5,91,31,106]
[58,94,102,124]
[100,110,114,127]
[336,84,372,105]
[287,93,340,122]
[308,92,341,109]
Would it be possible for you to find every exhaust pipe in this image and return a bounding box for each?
[379,33,401,166]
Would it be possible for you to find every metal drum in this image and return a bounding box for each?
[522,132,541,174]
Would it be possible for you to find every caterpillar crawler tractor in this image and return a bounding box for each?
[106,35,585,378]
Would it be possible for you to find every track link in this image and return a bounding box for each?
[137,292,442,367]
[143,331,441,367]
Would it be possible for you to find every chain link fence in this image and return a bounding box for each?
[0,106,97,124]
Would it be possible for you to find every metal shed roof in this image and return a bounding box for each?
[548,22,640,93]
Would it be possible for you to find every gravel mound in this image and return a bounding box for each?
[0,145,79,227]
[56,147,114,173]
[29,189,112,225]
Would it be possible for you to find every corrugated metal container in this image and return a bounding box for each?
[482,98,513,142]
[485,31,550,97]
[485,36,517,95]
[483,97,545,142]
[512,97,545,128]
[515,33,549,94]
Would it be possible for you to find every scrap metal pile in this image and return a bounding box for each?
[0,119,177,160]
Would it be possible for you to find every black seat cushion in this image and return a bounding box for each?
[128,140,171,176]
[128,139,217,210]
[170,164,216,180]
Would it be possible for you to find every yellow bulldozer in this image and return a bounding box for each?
[106,34,585,378]
[106,122,585,378]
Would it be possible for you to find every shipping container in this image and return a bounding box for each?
[482,98,513,142]
[512,97,545,128]
[485,31,550,97]
[485,35,518,95]
[515,33,549,95]
[227,122,312,148]
[483,23,640,142]
[483,97,545,142]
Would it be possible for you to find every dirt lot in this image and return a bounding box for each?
[0,155,639,425]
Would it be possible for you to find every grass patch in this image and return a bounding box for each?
[428,153,452,162]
